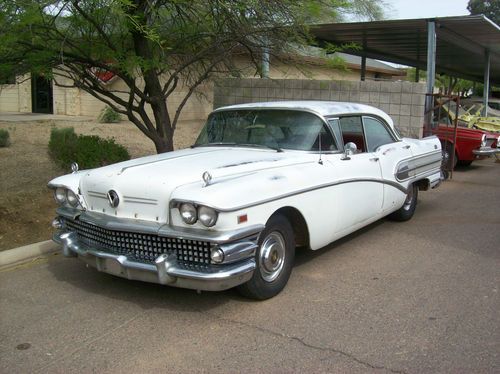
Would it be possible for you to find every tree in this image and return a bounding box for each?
[406,68,474,97]
[0,0,385,153]
[467,0,500,25]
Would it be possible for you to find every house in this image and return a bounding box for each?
[0,53,404,122]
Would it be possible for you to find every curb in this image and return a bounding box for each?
[0,240,59,270]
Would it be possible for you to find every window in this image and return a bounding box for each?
[339,116,366,152]
[196,109,337,152]
[363,117,396,152]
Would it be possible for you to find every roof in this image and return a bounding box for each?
[334,52,403,75]
[310,15,500,84]
[214,100,394,127]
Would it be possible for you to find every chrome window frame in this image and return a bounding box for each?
[361,115,400,152]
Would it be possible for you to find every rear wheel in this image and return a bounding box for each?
[237,215,295,300]
[388,183,418,222]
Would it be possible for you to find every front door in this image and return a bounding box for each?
[31,75,53,114]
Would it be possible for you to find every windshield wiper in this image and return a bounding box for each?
[238,143,283,152]
[192,142,283,152]
[191,142,237,148]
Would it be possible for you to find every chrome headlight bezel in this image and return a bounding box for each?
[54,187,67,204]
[198,206,218,227]
[179,203,198,225]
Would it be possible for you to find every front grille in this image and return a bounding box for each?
[486,139,495,148]
[64,218,213,265]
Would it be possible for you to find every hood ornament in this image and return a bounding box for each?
[71,162,79,173]
[107,190,120,208]
[202,171,212,187]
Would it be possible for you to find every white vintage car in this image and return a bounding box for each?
[49,101,442,299]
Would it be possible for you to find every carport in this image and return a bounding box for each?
[310,15,500,121]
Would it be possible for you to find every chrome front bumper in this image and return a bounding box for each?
[53,217,261,292]
[472,147,500,156]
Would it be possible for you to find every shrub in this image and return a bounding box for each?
[98,106,121,123]
[48,127,130,169]
[0,129,10,147]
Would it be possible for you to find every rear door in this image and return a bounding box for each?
[362,116,412,213]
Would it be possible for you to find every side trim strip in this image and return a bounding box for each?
[172,177,409,213]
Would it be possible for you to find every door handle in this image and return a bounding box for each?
[403,145,411,149]
[369,157,379,162]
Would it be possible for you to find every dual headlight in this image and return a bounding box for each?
[179,203,218,227]
[54,187,81,208]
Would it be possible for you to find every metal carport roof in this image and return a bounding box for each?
[310,15,500,85]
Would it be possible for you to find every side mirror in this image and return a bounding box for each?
[341,142,357,160]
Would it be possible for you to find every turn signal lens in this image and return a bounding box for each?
[179,203,197,224]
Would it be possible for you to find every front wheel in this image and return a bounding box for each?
[237,215,295,300]
[388,183,418,222]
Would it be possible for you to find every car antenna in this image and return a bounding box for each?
[318,131,323,165]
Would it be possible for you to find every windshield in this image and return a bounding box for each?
[195,109,337,152]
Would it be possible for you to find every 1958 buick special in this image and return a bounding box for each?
[49,101,442,299]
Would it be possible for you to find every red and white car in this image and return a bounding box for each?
[433,125,499,169]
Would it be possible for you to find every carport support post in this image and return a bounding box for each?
[483,49,490,116]
[425,21,437,130]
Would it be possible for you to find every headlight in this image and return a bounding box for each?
[497,136,500,148]
[54,187,67,204]
[66,190,79,207]
[179,203,197,224]
[198,206,218,227]
[480,134,487,147]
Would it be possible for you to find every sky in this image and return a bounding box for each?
[387,0,470,19]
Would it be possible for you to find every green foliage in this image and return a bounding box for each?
[0,129,10,147]
[0,0,385,154]
[48,127,130,169]
[406,68,474,97]
[468,0,499,25]
[98,106,121,123]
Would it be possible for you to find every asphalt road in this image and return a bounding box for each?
[1,159,499,373]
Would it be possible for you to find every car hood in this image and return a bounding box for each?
[79,147,312,223]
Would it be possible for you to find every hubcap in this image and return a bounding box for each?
[259,232,286,282]
[403,186,414,211]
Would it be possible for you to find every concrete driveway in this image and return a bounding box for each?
[1,159,499,373]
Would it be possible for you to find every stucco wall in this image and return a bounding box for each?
[213,78,426,138]
[0,85,19,112]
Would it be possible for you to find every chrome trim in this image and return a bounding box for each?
[88,191,107,200]
[172,177,408,213]
[396,151,442,182]
[472,147,500,156]
[57,206,83,220]
[217,240,259,264]
[57,208,264,244]
[54,231,255,291]
[157,224,264,244]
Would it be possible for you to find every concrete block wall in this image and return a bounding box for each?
[214,78,426,138]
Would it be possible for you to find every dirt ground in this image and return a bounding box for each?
[0,117,204,251]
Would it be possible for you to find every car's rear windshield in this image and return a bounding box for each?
[195,109,337,152]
